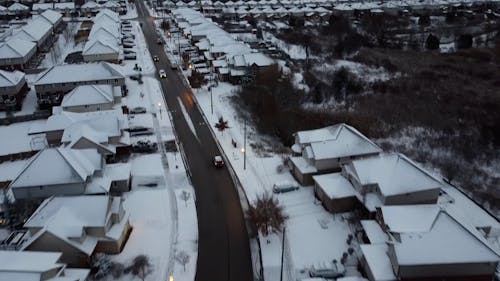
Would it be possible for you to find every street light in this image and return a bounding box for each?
[169,275,174,281]
[242,120,246,170]
[158,102,162,119]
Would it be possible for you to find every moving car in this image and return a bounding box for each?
[170,62,178,70]
[157,38,163,45]
[272,182,299,194]
[153,55,160,62]
[214,156,224,168]
[159,69,167,78]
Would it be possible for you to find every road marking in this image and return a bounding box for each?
[177,96,199,142]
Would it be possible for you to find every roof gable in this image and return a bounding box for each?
[62,85,114,107]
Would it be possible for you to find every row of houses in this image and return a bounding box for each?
[82,9,124,63]
[289,123,500,281]
[171,8,275,83]
[0,9,63,71]
[1,63,135,270]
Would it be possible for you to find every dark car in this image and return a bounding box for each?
[153,55,160,62]
[129,106,146,114]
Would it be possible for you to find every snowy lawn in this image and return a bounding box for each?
[0,120,46,156]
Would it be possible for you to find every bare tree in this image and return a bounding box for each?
[175,251,190,272]
[131,255,152,281]
[180,190,191,207]
[246,192,288,236]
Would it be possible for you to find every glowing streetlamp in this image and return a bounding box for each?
[169,275,174,281]
[158,102,162,119]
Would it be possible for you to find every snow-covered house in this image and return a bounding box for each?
[0,250,90,281]
[360,205,500,281]
[8,148,105,200]
[10,18,53,49]
[7,3,30,17]
[61,84,122,112]
[0,69,29,111]
[35,10,63,31]
[22,195,131,267]
[29,109,130,155]
[83,10,122,63]
[0,38,37,70]
[80,1,101,16]
[343,153,442,213]
[82,38,120,62]
[313,173,360,213]
[290,124,382,185]
[34,62,125,107]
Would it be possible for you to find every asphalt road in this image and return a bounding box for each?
[134,3,254,281]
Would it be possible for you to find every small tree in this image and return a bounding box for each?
[175,251,190,272]
[160,19,170,31]
[425,34,440,50]
[91,253,112,279]
[131,255,152,281]
[246,192,288,236]
[215,117,229,134]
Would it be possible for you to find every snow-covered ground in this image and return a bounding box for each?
[39,21,82,68]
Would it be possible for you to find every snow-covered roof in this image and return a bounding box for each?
[104,163,131,181]
[9,148,101,188]
[0,69,25,87]
[95,8,119,21]
[390,208,500,266]
[35,62,124,86]
[348,153,442,196]
[308,125,381,160]
[360,244,396,281]
[242,52,274,66]
[313,173,356,199]
[289,156,317,174]
[38,9,62,25]
[381,205,440,233]
[54,2,75,10]
[10,18,52,43]
[102,1,120,8]
[23,195,124,254]
[8,3,29,11]
[61,84,116,107]
[81,1,100,9]
[361,220,387,244]
[82,38,120,55]
[32,3,53,11]
[0,250,63,274]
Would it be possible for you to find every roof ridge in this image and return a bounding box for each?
[56,148,88,181]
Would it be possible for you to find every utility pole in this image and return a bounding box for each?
[210,75,213,114]
[280,226,286,281]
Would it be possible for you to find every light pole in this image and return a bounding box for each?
[242,119,246,170]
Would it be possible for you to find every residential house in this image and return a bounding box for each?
[343,153,442,214]
[29,109,129,146]
[61,84,122,112]
[360,205,500,281]
[8,148,105,200]
[290,123,382,185]
[34,62,125,107]
[6,3,30,18]
[80,1,101,17]
[82,38,120,62]
[0,38,37,70]
[313,173,360,213]
[0,69,29,111]
[32,2,76,16]
[0,250,90,281]
[35,10,63,32]
[10,18,52,50]
[22,195,131,267]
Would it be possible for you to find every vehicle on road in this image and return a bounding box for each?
[159,69,167,78]
[153,55,160,62]
[214,156,224,168]
[157,38,163,45]
[170,63,178,70]
[129,107,146,114]
[272,182,299,194]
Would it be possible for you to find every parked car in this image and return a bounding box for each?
[309,268,344,279]
[124,54,136,60]
[129,128,154,137]
[153,55,160,62]
[129,106,146,114]
[159,69,167,78]
[214,156,224,168]
[132,140,158,153]
[272,182,299,194]
[127,126,150,132]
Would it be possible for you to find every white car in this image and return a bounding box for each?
[159,69,167,78]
